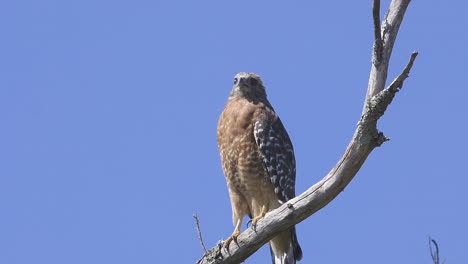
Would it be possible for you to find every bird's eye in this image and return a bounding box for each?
[233,78,238,85]
[249,78,259,86]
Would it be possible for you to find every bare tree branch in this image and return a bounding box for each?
[429,236,440,264]
[364,0,412,115]
[372,0,383,66]
[193,214,208,254]
[196,0,417,263]
[387,51,418,92]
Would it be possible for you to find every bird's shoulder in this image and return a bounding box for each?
[220,98,274,128]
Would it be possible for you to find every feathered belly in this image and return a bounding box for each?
[221,141,279,217]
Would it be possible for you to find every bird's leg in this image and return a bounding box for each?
[248,204,268,227]
[224,218,242,248]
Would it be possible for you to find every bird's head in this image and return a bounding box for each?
[230,72,267,100]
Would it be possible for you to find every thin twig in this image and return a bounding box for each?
[193,214,208,254]
[428,236,440,264]
[386,51,418,92]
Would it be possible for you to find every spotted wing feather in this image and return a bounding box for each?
[254,108,296,202]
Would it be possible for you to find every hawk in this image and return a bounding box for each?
[217,72,302,264]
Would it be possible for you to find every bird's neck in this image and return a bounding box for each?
[229,89,267,104]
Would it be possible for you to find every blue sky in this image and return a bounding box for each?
[1,0,467,263]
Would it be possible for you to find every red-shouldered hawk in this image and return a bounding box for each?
[217,72,302,264]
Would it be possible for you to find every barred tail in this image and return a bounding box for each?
[269,226,302,264]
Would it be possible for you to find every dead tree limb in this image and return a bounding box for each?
[364,0,412,113]
[197,0,417,263]
[429,237,440,264]
[193,214,208,254]
[429,236,445,264]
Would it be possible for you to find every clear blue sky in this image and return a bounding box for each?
[1,1,467,263]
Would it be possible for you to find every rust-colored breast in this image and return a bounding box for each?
[217,98,270,195]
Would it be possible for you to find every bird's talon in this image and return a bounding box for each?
[224,231,240,248]
[248,214,264,228]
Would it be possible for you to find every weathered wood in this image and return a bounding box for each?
[364,0,412,115]
[196,1,417,263]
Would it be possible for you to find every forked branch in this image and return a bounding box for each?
[196,1,417,263]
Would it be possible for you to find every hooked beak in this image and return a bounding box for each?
[238,78,249,87]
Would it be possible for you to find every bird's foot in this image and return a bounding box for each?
[223,230,240,248]
[247,212,265,228]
